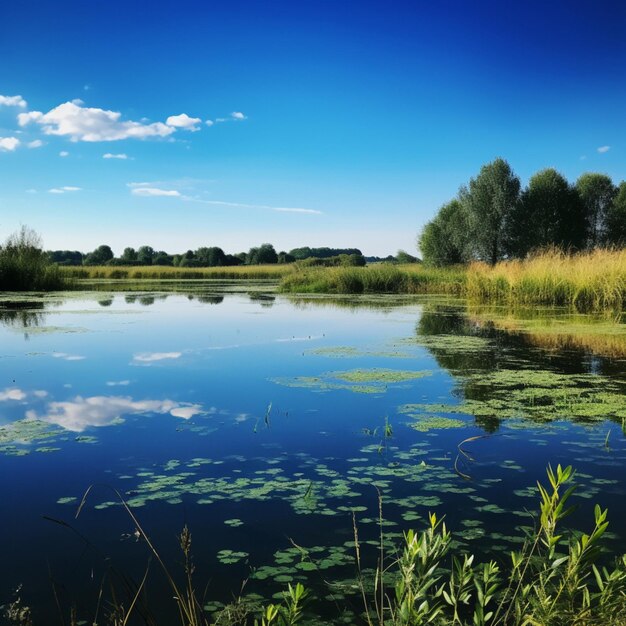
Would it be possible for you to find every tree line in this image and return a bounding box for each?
[419,158,626,266]
[48,244,379,267]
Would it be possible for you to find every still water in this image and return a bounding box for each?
[1,289,625,621]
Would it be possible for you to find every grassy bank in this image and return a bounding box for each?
[467,248,626,312]
[279,263,467,295]
[279,250,626,313]
[61,264,294,281]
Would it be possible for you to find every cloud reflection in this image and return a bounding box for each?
[26,395,204,432]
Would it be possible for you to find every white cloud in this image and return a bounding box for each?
[131,187,181,197]
[27,139,44,148]
[103,152,128,159]
[0,94,27,108]
[272,207,323,214]
[0,388,27,401]
[231,111,246,120]
[597,145,611,154]
[18,101,176,142]
[166,113,202,131]
[132,351,182,363]
[59,151,69,157]
[26,395,205,432]
[48,186,81,194]
[17,111,43,125]
[0,137,20,151]
[205,120,214,127]
[106,380,130,386]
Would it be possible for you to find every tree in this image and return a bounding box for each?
[195,246,226,267]
[606,181,626,245]
[121,247,138,263]
[84,245,114,265]
[462,158,521,264]
[277,251,296,264]
[396,249,418,264]
[137,245,155,265]
[507,168,586,256]
[248,243,277,264]
[576,173,617,248]
[418,199,469,266]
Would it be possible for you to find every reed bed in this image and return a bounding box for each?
[61,264,294,281]
[279,264,466,295]
[467,248,626,312]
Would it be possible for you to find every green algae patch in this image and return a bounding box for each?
[0,419,66,456]
[271,368,432,394]
[309,346,412,359]
[407,334,494,354]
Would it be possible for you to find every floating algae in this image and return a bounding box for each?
[0,419,66,456]
[271,368,432,394]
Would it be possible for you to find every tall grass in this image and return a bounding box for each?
[467,248,626,312]
[61,264,294,281]
[0,228,65,291]
[279,264,466,295]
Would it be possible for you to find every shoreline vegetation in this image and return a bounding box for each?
[278,249,625,313]
[6,465,626,625]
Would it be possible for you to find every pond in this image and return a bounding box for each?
[1,288,625,622]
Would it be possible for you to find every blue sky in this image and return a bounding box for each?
[1,0,625,256]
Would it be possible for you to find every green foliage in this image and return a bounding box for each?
[396,249,418,264]
[0,227,65,291]
[576,173,617,248]
[419,199,469,267]
[248,244,278,265]
[84,244,114,265]
[288,246,362,260]
[607,181,626,245]
[507,168,586,256]
[462,158,521,265]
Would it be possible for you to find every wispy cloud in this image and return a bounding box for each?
[0,137,20,151]
[103,152,128,159]
[27,139,44,148]
[106,380,131,386]
[131,187,181,197]
[48,186,81,194]
[0,94,27,108]
[597,145,611,154]
[59,151,69,157]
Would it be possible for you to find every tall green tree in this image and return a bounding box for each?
[121,247,138,262]
[84,244,114,265]
[576,173,617,247]
[507,168,586,256]
[418,199,468,266]
[606,181,626,245]
[137,245,155,265]
[462,158,521,264]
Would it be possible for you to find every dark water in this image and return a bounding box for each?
[1,289,625,622]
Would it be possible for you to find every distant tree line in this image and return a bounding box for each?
[419,158,626,266]
[47,245,386,267]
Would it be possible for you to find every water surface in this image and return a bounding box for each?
[1,289,625,621]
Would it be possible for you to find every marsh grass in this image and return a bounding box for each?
[467,248,626,312]
[61,265,293,281]
[279,264,466,295]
